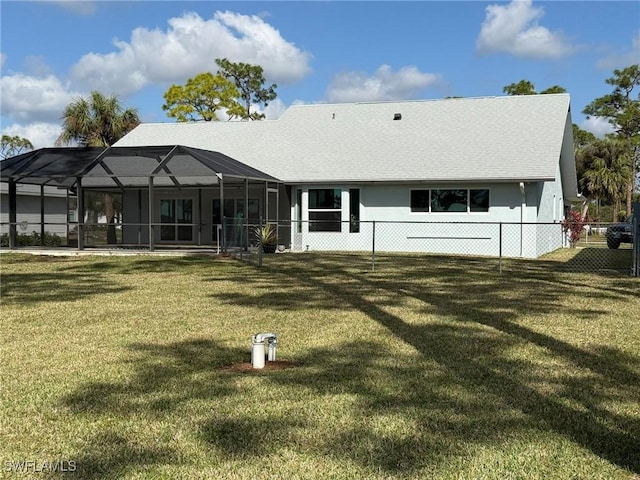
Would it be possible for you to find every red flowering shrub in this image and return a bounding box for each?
[562,210,584,247]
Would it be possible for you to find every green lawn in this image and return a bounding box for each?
[1,252,639,479]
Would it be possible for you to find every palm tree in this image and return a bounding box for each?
[57,91,140,147]
[57,91,140,243]
[580,139,630,221]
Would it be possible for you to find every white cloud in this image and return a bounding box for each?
[581,116,615,139]
[596,31,640,70]
[326,65,442,103]
[0,73,81,123]
[70,10,312,96]
[0,53,6,70]
[1,122,62,149]
[476,0,574,60]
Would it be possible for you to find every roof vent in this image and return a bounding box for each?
[393,113,402,120]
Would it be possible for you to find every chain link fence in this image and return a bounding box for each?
[3,217,637,277]
[230,219,637,276]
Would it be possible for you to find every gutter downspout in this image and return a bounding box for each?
[519,182,526,257]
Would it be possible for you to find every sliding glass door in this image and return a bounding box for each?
[160,198,193,242]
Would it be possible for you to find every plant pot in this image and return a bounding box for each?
[262,243,277,254]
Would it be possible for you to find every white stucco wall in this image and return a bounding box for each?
[534,164,566,257]
[291,183,549,258]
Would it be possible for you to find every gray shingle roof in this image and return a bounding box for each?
[116,94,575,186]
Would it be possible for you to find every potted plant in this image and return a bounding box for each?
[255,223,277,253]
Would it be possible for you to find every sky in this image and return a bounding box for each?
[1,0,639,149]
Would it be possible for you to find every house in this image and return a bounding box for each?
[113,94,579,258]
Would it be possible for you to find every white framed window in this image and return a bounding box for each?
[309,188,342,232]
[411,188,490,213]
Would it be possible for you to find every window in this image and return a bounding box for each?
[309,188,341,232]
[410,190,429,212]
[349,188,360,233]
[431,189,467,212]
[469,189,490,212]
[67,196,77,223]
[411,189,489,213]
[160,198,193,241]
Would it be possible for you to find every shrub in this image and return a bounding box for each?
[0,231,63,247]
[562,211,584,247]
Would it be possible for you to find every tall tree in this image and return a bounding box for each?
[162,72,242,122]
[57,91,141,243]
[1,135,33,160]
[579,139,630,221]
[539,85,567,94]
[503,80,536,96]
[583,64,640,216]
[57,91,140,147]
[503,80,566,96]
[215,58,277,120]
[573,125,598,219]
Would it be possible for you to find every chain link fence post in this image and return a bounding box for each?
[371,220,376,271]
[633,216,638,277]
[257,217,263,268]
[499,222,503,274]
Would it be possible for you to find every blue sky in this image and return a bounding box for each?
[1,1,639,148]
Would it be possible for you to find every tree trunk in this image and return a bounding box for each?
[580,198,590,221]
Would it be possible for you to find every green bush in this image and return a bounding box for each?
[0,231,63,247]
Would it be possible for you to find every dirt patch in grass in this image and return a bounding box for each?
[219,360,297,373]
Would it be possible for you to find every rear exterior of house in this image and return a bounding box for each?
[1,95,578,257]
[115,94,579,258]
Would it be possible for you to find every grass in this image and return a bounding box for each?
[1,251,639,479]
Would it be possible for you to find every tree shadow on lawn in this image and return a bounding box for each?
[1,254,239,306]
[58,337,535,478]
[55,254,639,477]
[59,339,249,479]
[55,254,231,275]
[210,253,640,473]
[57,335,639,478]
[1,272,130,305]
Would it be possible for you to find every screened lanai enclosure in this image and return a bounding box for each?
[0,146,284,251]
